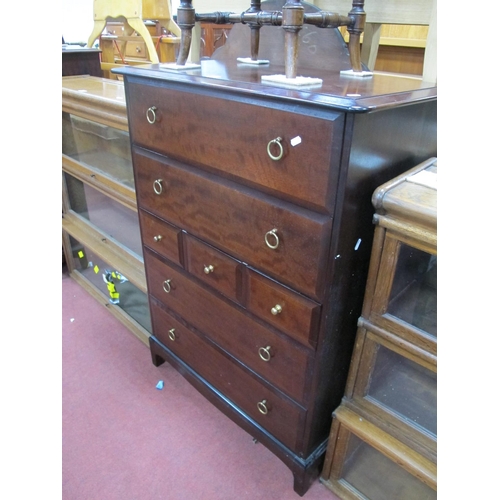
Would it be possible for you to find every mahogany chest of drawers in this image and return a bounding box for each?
[115,19,437,496]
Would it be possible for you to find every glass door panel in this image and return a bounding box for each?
[65,173,143,257]
[340,432,437,500]
[387,244,437,337]
[66,235,151,333]
[62,112,134,188]
[366,342,436,436]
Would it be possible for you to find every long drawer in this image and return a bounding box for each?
[126,81,344,212]
[150,300,306,452]
[144,248,312,405]
[134,148,332,300]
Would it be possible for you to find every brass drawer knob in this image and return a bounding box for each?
[267,137,283,161]
[163,279,172,293]
[204,264,214,274]
[168,328,176,341]
[153,235,163,242]
[153,179,163,195]
[136,46,141,53]
[264,228,279,249]
[258,346,272,362]
[257,399,269,415]
[271,304,282,315]
[146,106,158,124]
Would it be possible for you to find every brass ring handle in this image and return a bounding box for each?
[163,279,172,293]
[168,328,176,341]
[258,346,272,362]
[257,400,269,415]
[204,264,214,274]
[146,106,157,124]
[153,179,163,195]
[271,305,282,316]
[264,229,279,249]
[153,235,163,242]
[267,137,283,161]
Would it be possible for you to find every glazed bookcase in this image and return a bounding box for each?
[321,157,437,499]
[62,75,151,344]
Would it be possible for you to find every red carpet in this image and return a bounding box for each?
[62,269,339,500]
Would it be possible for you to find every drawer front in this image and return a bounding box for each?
[134,149,331,300]
[126,82,343,211]
[139,210,181,265]
[150,300,306,452]
[145,249,311,404]
[184,233,240,303]
[246,269,321,348]
[125,40,147,59]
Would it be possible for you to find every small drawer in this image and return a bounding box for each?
[246,269,321,348]
[184,233,240,302]
[126,82,344,212]
[139,210,181,265]
[125,40,148,59]
[144,248,312,404]
[134,149,331,301]
[150,300,306,452]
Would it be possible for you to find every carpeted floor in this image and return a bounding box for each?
[62,268,340,500]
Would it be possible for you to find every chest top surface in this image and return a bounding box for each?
[115,60,436,113]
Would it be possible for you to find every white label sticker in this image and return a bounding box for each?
[290,136,302,147]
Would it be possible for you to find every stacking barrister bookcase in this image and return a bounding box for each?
[62,75,152,344]
[321,157,437,499]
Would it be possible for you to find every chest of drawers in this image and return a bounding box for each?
[115,16,437,495]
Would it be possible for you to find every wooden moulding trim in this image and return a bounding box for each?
[334,406,437,490]
[320,414,342,480]
[62,211,147,294]
[373,214,436,250]
[343,33,427,48]
[378,37,426,48]
[371,158,437,210]
[69,270,150,347]
[62,155,137,212]
[62,93,129,132]
[359,317,436,370]
[343,398,437,463]
[342,327,369,398]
